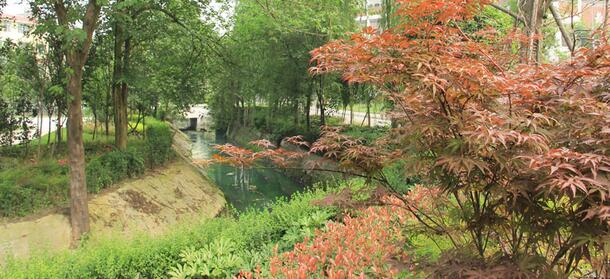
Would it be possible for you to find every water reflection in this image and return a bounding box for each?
[184,131,304,210]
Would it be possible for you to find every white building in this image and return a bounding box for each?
[356,0,383,30]
[554,0,607,55]
[0,14,36,44]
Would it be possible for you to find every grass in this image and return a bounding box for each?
[350,102,385,114]
[29,128,114,146]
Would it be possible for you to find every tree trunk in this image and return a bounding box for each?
[112,16,128,150]
[520,0,551,63]
[305,89,311,131]
[53,0,101,245]
[65,62,90,246]
[47,109,52,144]
[317,76,325,126]
[350,103,354,125]
[367,98,371,127]
[92,109,97,140]
[550,4,574,54]
[105,87,110,137]
[56,110,62,143]
[37,90,43,156]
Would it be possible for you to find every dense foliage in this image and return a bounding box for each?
[0,41,37,147]
[144,120,175,168]
[86,149,145,193]
[209,0,365,138]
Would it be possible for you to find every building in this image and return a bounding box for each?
[356,0,383,30]
[554,0,608,55]
[492,0,608,60]
[0,14,36,44]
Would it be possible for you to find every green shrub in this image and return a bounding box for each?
[86,150,145,193]
[0,159,69,217]
[383,160,420,193]
[0,183,35,217]
[341,126,388,144]
[144,120,174,168]
[168,238,244,278]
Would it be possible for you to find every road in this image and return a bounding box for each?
[309,107,390,127]
[9,115,60,145]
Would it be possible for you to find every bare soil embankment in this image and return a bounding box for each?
[0,160,225,263]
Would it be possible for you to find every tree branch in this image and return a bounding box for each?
[550,4,575,53]
[490,3,524,23]
[81,0,102,62]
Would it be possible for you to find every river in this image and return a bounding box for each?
[184,131,306,211]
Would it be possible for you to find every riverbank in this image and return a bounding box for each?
[0,160,225,264]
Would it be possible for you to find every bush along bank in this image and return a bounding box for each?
[86,119,175,193]
[0,118,175,217]
[0,187,338,279]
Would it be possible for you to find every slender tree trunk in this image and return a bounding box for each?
[317,76,325,126]
[550,4,574,54]
[113,15,128,150]
[520,0,551,63]
[105,87,110,137]
[350,103,354,125]
[56,110,62,143]
[305,90,311,131]
[367,98,371,127]
[66,62,90,245]
[92,110,97,140]
[47,109,52,144]
[37,91,43,156]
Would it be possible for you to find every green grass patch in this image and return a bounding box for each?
[350,102,385,113]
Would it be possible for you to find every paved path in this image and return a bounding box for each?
[310,107,390,127]
[8,115,60,145]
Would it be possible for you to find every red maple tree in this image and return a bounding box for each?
[213,0,610,276]
[307,0,610,276]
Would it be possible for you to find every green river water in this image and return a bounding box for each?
[184,131,305,211]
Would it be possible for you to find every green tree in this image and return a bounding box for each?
[30,0,103,244]
[209,0,361,136]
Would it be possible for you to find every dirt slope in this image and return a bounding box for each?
[0,161,225,263]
